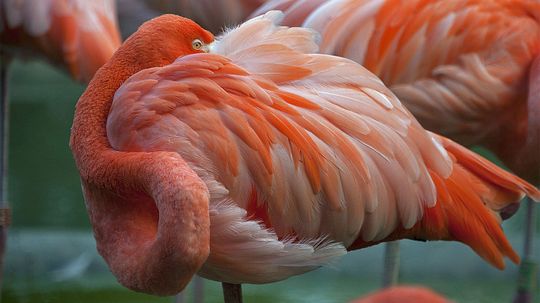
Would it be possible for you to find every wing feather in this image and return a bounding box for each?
[107,11,450,249]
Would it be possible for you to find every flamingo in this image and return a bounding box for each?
[0,0,121,291]
[1,0,122,83]
[70,12,540,300]
[351,285,450,303]
[251,0,540,299]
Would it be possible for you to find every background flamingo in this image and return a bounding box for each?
[251,0,540,300]
[0,0,121,293]
[1,0,121,82]
[70,12,540,301]
[351,285,451,303]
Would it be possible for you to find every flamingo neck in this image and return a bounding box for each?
[500,53,540,185]
[524,54,540,185]
[69,15,211,295]
[487,55,540,185]
[70,38,177,171]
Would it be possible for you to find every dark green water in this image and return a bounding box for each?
[7,60,90,229]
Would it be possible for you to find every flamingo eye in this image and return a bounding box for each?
[192,39,204,50]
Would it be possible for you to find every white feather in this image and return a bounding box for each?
[198,202,346,283]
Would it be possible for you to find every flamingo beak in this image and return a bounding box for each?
[203,42,215,53]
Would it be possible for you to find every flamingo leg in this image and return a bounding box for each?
[382,241,400,288]
[513,197,538,303]
[174,291,184,303]
[0,57,10,292]
[173,276,204,303]
[193,276,204,303]
[222,282,243,303]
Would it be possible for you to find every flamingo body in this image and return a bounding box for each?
[0,0,121,82]
[71,13,540,295]
[252,0,540,184]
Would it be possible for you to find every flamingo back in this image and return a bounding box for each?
[253,0,540,183]
[307,0,540,145]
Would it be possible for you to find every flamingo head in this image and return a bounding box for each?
[120,14,215,68]
[109,14,214,72]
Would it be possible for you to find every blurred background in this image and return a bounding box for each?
[1,58,539,303]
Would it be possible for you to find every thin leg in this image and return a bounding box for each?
[193,276,204,303]
[381,241,400,288]
[222,282,243,303]
[174,292,184,303]
[0,56,10,294]
[513,198,537,303]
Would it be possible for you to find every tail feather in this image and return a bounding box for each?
[424,135,539,269]
[440,135,540,203]
[430,164,520,269]
[348,134,539,269]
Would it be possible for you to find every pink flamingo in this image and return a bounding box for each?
[70,12,539,300]
[1,0,121,82]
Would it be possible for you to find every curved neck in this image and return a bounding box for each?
[70,35,173,171]
[69,19,211,295]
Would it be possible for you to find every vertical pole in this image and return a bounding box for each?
[382,241,400,288]
[0,57,10,294]
[222,283,243,303]
[513,198,537,303]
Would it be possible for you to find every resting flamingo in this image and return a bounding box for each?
[251,0,540,299]
[70,12,539,299]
